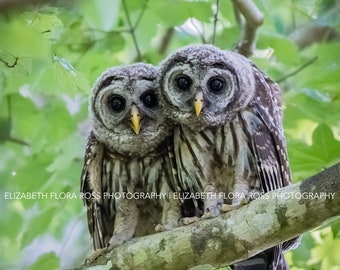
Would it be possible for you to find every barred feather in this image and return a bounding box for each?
[81,63,180,251]
[158,44,300,269]
[81,133,176,249]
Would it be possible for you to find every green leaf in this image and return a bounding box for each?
[296,43,340,92]
[151,0,212,27]
[311,229,340,269]
[284,89,340,132]
[26,252,60,270]
[21,206,57,248]
[288,124,340,180]
[80,0,121,31]
[331,219,340,239]
[289,233,316,269]
[12,153,53,192]
[0,117,11,143]
[47,134,84,173]
[26,12,64,41]
[0,17,50,58]
[257,34,300,66]
[310,123,340,163]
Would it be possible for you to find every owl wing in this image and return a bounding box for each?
[80,132,114,250]
[250,72,292,193]
[250,72,300,253]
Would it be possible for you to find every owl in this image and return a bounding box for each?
[80,63,180,252]
[158,44,299,269]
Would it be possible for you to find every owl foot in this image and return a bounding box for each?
[154,223,165,232]
[220,203,238,212]
[181,216,200,225]
[85,247,108,265]
[221,198,249,212]
[108,234,128,248]
[201,212,212,219]
[203,204,221,218]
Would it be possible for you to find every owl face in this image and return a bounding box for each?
[90,63,171,156]
[158,44,256,128]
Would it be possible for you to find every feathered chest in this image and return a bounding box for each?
[173,114,257,193]
[102,149,169,195]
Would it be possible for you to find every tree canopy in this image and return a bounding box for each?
[0,0,339,269]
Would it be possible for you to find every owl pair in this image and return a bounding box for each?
[81,44,296,268]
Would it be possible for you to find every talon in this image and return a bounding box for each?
[154,223,165,232]
[221,200,248,212]
[221,204,237,212]
[240,198,249,205]
[201,212,213,219]
[181,217,200,225]
[85,247,108,265]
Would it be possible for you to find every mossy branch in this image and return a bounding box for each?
[77,163,340,270]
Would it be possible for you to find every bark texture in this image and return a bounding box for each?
[77,163,340,270]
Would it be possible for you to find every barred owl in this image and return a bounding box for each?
[158,45,298,269]
[80,63,180,251]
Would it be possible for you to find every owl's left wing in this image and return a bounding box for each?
[247,71,300,253]
[80,132,114,250]
[248,71,291,193]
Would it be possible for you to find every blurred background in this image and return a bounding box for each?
[0,0,339,269]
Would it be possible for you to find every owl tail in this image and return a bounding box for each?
[231,246,289,270]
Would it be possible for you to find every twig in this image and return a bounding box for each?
[158,28,174,55]
[212,0,220,45]
[134,0,149,30]
[277,56,318,83]
[122,0,145,61]
[190,18,206,44]
[1,136,29,146]
[0,95,28,146]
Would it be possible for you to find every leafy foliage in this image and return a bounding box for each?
[0,0,339,269]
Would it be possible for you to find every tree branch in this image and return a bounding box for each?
[77,163,340,270]
[212,0,220,45]
[122,0,147,62]
[232,0,264,57]
[158,28,174,56]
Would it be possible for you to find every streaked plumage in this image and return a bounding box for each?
[80,63,180,251]
[158,44,299,269]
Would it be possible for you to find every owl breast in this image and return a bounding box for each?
[174,111,261,209]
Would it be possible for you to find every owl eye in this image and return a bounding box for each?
[176,75,192,91]
[109,94,126,112]
[141,91,158,108]
[208,77,225,93]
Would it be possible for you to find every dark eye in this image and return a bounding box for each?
[109,94,126,112]
[208,77,225,93]
[176,75,192,91]
[141,91,158,108]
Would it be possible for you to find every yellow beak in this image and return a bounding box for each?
[130,105,141,134]
[194,92,203,117]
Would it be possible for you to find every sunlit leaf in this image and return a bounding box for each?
[80,0,121,31]
[151,0,212,27]
[288,124,340,180]
[257,35,300,66]
[0,18,50,58]
[26,12,64,41]
[21,206,57,248]
[26,252,60,270]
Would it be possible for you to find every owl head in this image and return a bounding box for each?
[90,63,172,156]
[158,44,256,129]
